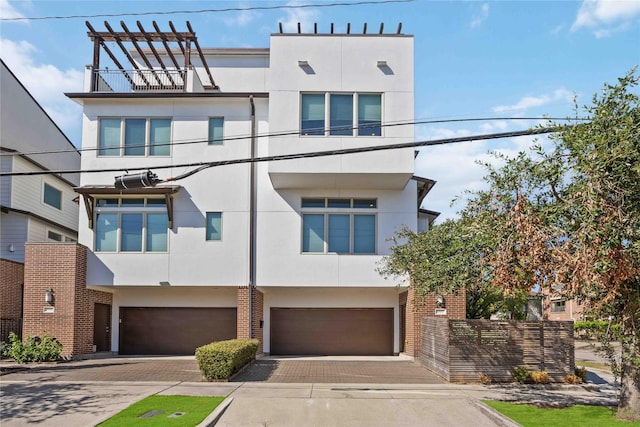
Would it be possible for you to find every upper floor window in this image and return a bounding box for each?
[301,93,381,137]
[301,197,376,254]
[94,197,168,253]
[43,183,62,210]
[551,300,566,313]
[208,117,224,145]
[99,118,171,156]
[206,212,222,241]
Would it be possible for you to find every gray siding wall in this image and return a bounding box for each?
[0,212,28,262]
[0,156,12,206]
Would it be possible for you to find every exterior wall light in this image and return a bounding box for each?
[45,288,54,304]
[436,295,445,307]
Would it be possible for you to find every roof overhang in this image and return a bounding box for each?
[74,185,181,229]
[412,175,436,206]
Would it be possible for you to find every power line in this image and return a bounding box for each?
[0,126,563,178]
[0,117,582,159]
[1,0,413,22]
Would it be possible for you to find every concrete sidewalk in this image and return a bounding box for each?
[0,379,618,427]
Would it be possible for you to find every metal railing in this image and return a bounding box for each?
[1,318,22,342]
[93,69,186,93]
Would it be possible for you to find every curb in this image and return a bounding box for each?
[197,396,234,427]
[473,400,523,427]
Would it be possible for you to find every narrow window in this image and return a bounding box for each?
[43,183,62,210]
[358,94,381,136]
[120,213,143,251]
[124,119,146,156]
[354,214,376,253]
[96,213,118,252]
[146,213,168,252]
[330,94,353,136]
[301,94,325,135]
[149,119,171,156]
[302,214,324,252]
[208,118,224,145]
[328,214,350,253]
[206,212,222,240]
[47,230,63,242]
[301,198,325,208]
[99,118,121,156]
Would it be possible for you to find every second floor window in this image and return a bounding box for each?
[301,198,376,254]
[95,198,168,253]
[208,117,224,145]
[301,93,382,137]
[99,118,171,156]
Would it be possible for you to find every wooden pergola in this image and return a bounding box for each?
[86,20,218,91]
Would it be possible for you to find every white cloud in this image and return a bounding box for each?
[224,8,260,27]
[470,3,490,29]
[550,24,565,36]
[278,0,320,33]
[571,0,640,36]
[492,88,573,114]
[0,0,27,22]
[0,38,83,139]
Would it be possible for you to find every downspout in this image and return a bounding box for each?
[248,95,256,338]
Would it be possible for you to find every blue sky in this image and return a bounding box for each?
[1,0,639,220]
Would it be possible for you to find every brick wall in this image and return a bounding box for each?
[22,243,112,358]
[1,258,24,319]
[544,297,585,321]
[403,287,466,357]
[1,258,24,341]
[252,288,264,354]
[237,286,250,339]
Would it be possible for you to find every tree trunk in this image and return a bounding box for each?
[617,361,640,420]
[617,309,640,421]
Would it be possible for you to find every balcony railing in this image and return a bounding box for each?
[92,69,186,93]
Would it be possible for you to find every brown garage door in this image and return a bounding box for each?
[270,308,393,356]
[119,307,236,355]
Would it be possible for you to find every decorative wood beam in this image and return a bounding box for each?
[120,21,164,87]
[104,21,151,87]
[153,21,181,70]
[137,21,177,88]
[168,21,187,57]
[186,21,218,90]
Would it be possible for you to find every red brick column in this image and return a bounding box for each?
[0,259,24,340]
[252,288,264,354]
[237,286,250,339]
[22,243,112,358]
[403,287,466,357]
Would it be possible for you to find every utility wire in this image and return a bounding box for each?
[0,126,563,178]
[0,117,582,158]
[1,0,413,21]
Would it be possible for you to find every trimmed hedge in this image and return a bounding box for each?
[195,338,259,381]
[574,320,620,339]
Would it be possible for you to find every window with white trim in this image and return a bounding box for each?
[551,300,566,313]
[301,198,376,254]
[99,118,171,156]
[43,183,62,210]
[95,198,168,252]
[301,93,382,136]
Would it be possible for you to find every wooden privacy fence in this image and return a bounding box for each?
[420,317,574,383]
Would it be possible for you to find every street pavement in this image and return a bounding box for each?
[0,347,620,427]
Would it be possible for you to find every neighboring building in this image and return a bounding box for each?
[543,297,585,321]
[0,60,80,341]
[23,22,465,358]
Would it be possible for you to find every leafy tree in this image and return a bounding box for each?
[381,70,639,419]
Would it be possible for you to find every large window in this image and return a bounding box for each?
[208,117,224,145]
[99,118,171,156]
[95,198,168,252]
[551,300,566,313]
[43,183,62,210]
[301,93,381,137]
[301,198,376,254]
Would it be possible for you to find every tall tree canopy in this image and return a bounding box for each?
[379,70,640,419]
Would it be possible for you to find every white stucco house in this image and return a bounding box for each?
[50,22,463,357]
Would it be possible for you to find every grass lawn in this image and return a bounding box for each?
[484,401,640,427]
[576,359,611,371]
[98,395,225,427]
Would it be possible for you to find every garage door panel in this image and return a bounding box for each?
[120,307,237,355]
[271,308,393,356]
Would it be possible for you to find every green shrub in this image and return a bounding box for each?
[575,366,588,381]
[513,366,532,384]
[4,332,63,363]
[574,320,620,339]
[530,370,549,384]
[195,338,258,381]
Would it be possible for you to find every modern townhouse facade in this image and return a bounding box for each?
[0,60,80,342]
[23,22,465,358]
